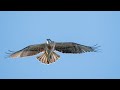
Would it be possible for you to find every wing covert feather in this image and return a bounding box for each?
[9,43,45,58]
[55,42,96,54]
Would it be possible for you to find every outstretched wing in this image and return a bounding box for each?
[55,42,98,54]
[9,43,46,58]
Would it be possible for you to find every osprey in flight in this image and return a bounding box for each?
[8,39,99,64]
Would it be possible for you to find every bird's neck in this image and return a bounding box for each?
[47,41,49,44]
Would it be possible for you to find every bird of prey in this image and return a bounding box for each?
[7,39,99,64]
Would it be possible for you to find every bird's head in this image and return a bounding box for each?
[46,39,52,44]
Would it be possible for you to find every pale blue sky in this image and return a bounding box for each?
[0,11,120,79]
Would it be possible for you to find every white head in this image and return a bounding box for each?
[46,39,52,44]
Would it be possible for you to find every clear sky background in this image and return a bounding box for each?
[0,11,120,79]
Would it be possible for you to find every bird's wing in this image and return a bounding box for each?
[9,43,46,58]
[55,42,97,54]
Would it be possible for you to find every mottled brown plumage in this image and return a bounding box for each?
[8,39,99,64]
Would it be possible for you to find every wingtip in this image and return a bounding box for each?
[5,50,13,58]
[5,50,22,58]
[92,44,101,52]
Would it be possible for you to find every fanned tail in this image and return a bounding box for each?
[36,52,60,64]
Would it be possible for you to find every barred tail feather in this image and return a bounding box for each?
[37,52,48,64]
[36,52,60,64]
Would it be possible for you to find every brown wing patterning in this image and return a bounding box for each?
[9,43,45,58]
[55,42,98,54]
